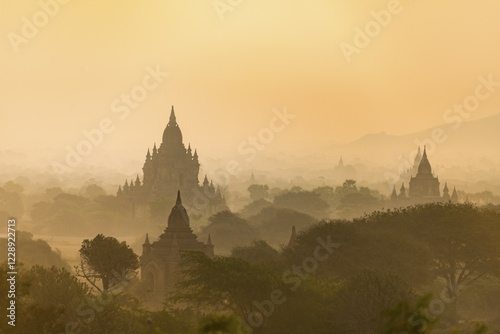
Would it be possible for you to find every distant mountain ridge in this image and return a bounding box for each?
[329,113,500,164]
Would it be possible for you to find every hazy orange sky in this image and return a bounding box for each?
[2,0,500,157]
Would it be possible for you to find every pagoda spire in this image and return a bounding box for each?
[391,186,397,200]
[146,148,151,160]
[176,190,182,205]
[417,145,432,175]
[413,146,422,167]
[400,183,406,197]
[206,234,215,257]
[415,146,421,159]
[442,183,451,201]
[169,106,177,126]
[250,171,256,183]
[142,233,151,254]
[451,187,459,203]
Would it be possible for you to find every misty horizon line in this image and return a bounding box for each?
[2,110,499,153]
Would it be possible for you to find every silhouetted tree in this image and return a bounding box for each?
[399,203,500,321]
[247,184,270,201]
[313,186,335,204]
[173,252,281,322]
[283,219,434,287]
[0,187,24,218]
[30,194,90,235]
[273,190,329,218]
[16,266,91,334]
[338,192,381,218]
[231,240,281,264]
[342,179,357,190]
[381,294,438,334]
[239,198,274,218]
[44,187,64,201]
[200,211,259,254]
[248,207,317,243]
[80,183,106,200]
[263,277,339,334]
[333,270,415,333]
[75,234,139,293]
[30,193,138,235]
[0,231,69,270]
[26,265,90,306]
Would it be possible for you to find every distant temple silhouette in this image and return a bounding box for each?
[141,191,214,298]
[117,106,227,217]
[392,146,459,204]
[400,146,423,183]
[408,146,440,198]
[334,156,357,180]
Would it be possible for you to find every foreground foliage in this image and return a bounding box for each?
[2,203,499,333]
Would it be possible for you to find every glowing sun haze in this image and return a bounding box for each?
[1,0,500,158]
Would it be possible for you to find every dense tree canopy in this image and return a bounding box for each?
[239,198,274,218]
[0,231,69,270]
[248,207,317,245]
[332,270,416,333]
[283,218,434,286]
[173,252,281,321]
[0,186,24,218]
[200,210,260,254]
[231,240,282,264]
[30,193,139,235]
[273,189,329,218]
[247,184,270,201]
[285,203,500,323]
[76,234,139,293]
[0,201,498,333]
